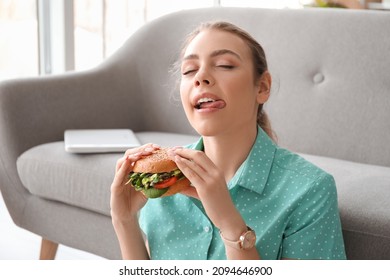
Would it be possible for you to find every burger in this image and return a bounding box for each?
[126,148,190,198]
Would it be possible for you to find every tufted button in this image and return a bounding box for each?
[313,73,325,84]
[204,226,210,233]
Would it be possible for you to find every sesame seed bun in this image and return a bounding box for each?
[133,149,177,173]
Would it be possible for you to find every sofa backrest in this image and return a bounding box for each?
[105,7,390,167]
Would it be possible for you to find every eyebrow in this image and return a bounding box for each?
[183,49,242,61]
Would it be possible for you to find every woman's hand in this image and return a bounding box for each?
[110,143,160,223]
[169,148,245,233]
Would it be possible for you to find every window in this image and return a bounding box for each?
[74,0,215,71]
[221,0,301,8]
[74,0,302,71]
[74,0,104,71]
[0,0,305,80]
[0,0,38,81]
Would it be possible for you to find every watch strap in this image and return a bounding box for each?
[220,226,255,250]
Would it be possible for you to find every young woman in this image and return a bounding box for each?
[110,21,346,260]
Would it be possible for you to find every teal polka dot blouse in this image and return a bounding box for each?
[139,127,346,260]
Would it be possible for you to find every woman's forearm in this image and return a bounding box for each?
[112,217,150,260]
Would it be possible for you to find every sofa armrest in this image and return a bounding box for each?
[0,65,143,224]
[2,68,144,151]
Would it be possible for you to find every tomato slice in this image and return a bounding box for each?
[153,176,178,189]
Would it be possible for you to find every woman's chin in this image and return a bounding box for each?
[192,123,224,137]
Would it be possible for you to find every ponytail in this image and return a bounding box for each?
[257,105,276,142]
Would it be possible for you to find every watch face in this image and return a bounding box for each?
[241,230,256,250]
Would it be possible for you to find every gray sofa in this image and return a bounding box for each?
[1,7,389,260]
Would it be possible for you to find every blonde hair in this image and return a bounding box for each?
[179,21,276,141]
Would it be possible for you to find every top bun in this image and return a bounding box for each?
[133,148,177,173]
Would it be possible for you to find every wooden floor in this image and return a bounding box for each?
[0,192,104,260]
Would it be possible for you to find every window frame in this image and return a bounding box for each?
[37,0,74,75]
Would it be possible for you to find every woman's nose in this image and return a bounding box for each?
[195,79,211,87]
[194,68,214,87]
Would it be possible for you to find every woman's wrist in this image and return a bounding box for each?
[218,209,260,259]
[112,214,149,260]
[217,207,247,241]
[112,214,139,229]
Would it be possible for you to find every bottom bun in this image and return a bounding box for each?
[142,178,191,198]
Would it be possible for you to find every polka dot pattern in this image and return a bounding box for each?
[139,127,346,260]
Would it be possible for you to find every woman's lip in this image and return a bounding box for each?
[192,93,223,107]
[195,107,222,113]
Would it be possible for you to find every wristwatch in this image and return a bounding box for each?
[220,226,256,250]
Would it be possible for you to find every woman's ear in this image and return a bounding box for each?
[256,71,272,104]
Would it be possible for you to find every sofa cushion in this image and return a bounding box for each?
[16,132,198,216]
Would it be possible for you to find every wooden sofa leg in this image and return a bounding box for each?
[39,238,59,260]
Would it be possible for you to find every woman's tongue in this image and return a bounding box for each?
[199,100,226,109]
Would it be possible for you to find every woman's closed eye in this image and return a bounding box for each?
[181,64,235,75]
[216,65,235,70]
[182,69,198,76]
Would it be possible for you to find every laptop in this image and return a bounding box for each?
[64,129,141,153]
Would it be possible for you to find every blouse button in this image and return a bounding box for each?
[204,226,210,233]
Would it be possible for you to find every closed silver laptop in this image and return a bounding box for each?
[64,129,141,153]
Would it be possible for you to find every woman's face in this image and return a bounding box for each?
[180,29,267,137]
